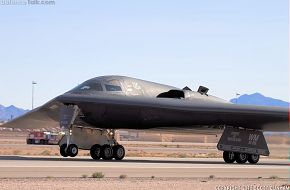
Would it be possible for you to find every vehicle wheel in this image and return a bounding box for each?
[31,139,35,144]
[235,152,248,164]
[67,144,78,157]
[27,139,32,144]
[101,144,113,160]
[223,151,235,163]
[40,140,44,145]
[60,144,68,157]
[113,145,125,160]
[247,154,260,164]
[90,144,102,160]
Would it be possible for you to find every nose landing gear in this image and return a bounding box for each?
[67,144,78,157]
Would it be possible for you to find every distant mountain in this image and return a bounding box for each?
[230,93,289,107]
[0,104,29,121]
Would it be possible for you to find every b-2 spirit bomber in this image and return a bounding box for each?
[3,76,289,164]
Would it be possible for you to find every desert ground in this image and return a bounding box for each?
[0,128,289,190]
[0,129,288,159]
[0,178,289,190]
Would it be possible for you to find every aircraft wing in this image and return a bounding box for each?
[56,94,289,132]
[2,94,289,132]
[1,99,61,130]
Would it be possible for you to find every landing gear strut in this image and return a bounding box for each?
[59,105,80,158]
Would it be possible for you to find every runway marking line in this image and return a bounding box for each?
[0,166,286,169]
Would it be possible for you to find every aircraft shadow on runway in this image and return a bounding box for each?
[0,156,287,166]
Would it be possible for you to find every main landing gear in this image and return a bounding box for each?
[90,144,125,160]
[58,105,126,161]
[223,151,260,164]
[217,127,268,165]
[59,128,126,161]
[58,126,126,160]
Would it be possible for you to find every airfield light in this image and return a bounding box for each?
[235,93,240,104]
[32,81,37,109]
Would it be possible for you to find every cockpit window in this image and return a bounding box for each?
[74,82,103,92]
[80,86,90,90]
[105,84,122,91]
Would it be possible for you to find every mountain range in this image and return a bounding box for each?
[230,93,289,107]
[0,104,29,122]
[0,93,288,121]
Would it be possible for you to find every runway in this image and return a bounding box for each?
[0,156,288,178]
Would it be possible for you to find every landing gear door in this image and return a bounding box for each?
[217,127,269,156]
[59,105,79,129]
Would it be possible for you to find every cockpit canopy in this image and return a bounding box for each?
[68,80,123,95]
[75,81,103,92]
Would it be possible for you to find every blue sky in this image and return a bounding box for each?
[0,0,289,109]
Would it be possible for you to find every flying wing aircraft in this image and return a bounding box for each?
[2,76,289,164]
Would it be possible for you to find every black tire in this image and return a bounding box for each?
[113,145,125,160]
[101,144,113,160]
[30,139,35,144]
[60,144,68,157]
[90,144,102,160]
[223,151,235,163]
[27,139,32,144]
[40,140,44,145]
[247,154,260,164]
[235,152,248,164]
[67,144,78,157]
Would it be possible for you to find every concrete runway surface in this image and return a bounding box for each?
[0,156,288,178]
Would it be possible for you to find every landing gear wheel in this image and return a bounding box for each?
[247,154,260,164]
[235,152,248,164]
[101,144,113,160]
[113,145,125,160]
[223,151,235,163]
[90,144,102,160]
[60,144,68,157]
[67,144,78,157]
